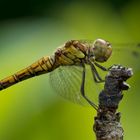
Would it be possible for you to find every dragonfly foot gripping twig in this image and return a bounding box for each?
[93,64,133,140]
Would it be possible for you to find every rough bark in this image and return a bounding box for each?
[93,65,133,140]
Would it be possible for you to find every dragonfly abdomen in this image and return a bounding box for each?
[0,56,55,91]
[0,40,87,91]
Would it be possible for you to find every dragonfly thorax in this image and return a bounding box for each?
[90,39,112,63]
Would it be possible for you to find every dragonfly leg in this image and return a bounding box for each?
[94,62,108,71]
[81,64,98,110]
[94,62,116,71]
[89,61,105,83]
[91,68,103,83]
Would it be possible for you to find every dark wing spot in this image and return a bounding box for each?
[132,51,139,58]
[136,43,140,48]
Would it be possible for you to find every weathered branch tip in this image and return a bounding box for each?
[93,64,133,140]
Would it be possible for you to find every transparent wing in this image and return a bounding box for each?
[108,43,140,101]
[94,42,140,74]
[79,40,140,73]
[49,65,102,106]
[110,43,140,73]
[49,65,87,105]
[49,42,140,106]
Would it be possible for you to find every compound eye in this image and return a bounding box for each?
[94,39,106,47]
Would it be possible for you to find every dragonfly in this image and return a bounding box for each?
[0,39,140,109]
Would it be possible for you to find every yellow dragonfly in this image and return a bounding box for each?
[0,39,139,109]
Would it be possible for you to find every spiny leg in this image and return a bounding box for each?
[94,62,114,71]
[94,62,108,71]
[89,61,104,83]
[90,67,102,83]
[80,64,98,110]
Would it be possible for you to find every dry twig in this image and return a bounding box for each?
[93,65,133,140]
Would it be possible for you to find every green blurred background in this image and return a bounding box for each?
[0,0,140,140]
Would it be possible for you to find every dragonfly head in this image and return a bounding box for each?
[92,39,112,62]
